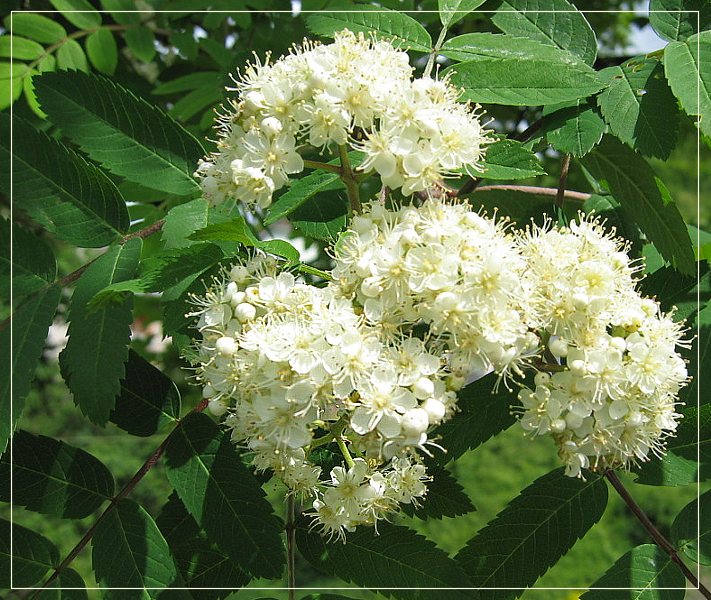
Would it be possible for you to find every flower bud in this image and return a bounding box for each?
[413,377,434,400]
[401,408,429,435]
[422,398,446,423]
[235,302,257,323]
[208,399,228,416]
[549,338,568,358]
[216,336,238,356]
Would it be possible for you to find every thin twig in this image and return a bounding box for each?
[0,219,166,333]
[424,26,448,78]
[605,471,710,598]
[302,159,342,175]
[475,185,590,203]
[338,145,361,215]
[556,154,571,209]
[286,494,296,600]
[31,398,209,596]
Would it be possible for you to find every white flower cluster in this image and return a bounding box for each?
[191,252,447,540]
[189,200,688,538]
[195,29,490,207]
[332,200,540,384]
[516,220,688,477]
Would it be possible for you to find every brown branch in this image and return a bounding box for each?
[556,154,571,208]
[605,471,710,598]
[474,185,590,203]
[32,398,210,597]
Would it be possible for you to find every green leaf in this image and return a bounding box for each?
[438,0,486,28]
[23,69,47,119]
[164,412,285,579]
[35,70,204,196]
[36,567,87,600]
[56,39,88,72]
[0,285,61,454]
[162,198,210,249]
[0,220,56,305]
[290,193,348,241]
[190,217,301,264]
[543,99,606,157]
[49,0,102,29]
[684,301,711,407]
[402,467,476,519]
[4,13,67,44]
[0,114,129,248]
[100,0,141,25]
[665,31,711,138]
[671,490,711,565]
[110,349,181,437]
[429,373,519,464]
[635,403,711,486]
[169,86,222,123]
[297,520,472,599]
[0,69,24,111]
[581,136,695,275]
[0,518,59,588]
[265,170,344,225]
[441,32,591,63]
[0,36,45,60]
[597,58,679,159]
[0,430,114,518]
[455,468,608,598]
[60,239,142,425]
[86,28,118,75]
[92,498,181,595]
[443,57,603,106]
[580,544,685,599]
[124,26,156,63]
[650,0,711,42]
[481,138,545,179]
[306,7,433,53]
[489,0,597,65]
[157,494,250,600]
[153,72,223,96]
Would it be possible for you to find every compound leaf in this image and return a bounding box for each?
[0,430,113,518]
[455,468,608,599]
[60,239,142,425]
[164,412,285,579]
[35,70,204,196]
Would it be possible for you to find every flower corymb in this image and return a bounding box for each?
[195,29,491,208]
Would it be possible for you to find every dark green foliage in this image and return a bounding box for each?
[664,31,711,137]
[92,498,182,596]
[35,71,204,196]
[265,170,345,225]
[543,99,606,157]
[157,493,251,600]
[444,56,603,106]
[0,113,129,248]
[0,430,113,518]
[581,544,685,599]
[306,8,432,53]
[597,58,679,159]
[0,284,61,453]
[649,0,711,42]
[35,567,88,599]
[297,520,474,599]
[164,412,285,579]
[429,373,519,464]
[0,220,56,306]
[635,403,711,486]
[488,0,598,65]
[110,349,181,437]
[455,468,608,599]
[402,467,476,519]
[581,136,695,275]
[480,139,545,179]
[290,193,349,241]
[161,198,210,249]
[671,490,711,566]
[60,239,142,425]
[0,518,59,588]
